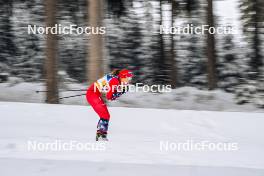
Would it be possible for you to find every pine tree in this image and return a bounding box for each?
[57,0,87,82]
[105,0,145,83]
[236,0,264,107]
[217,34,242,92]
[0,0,16,81]
[185,0,207,88]
[239,0,264,79]
[11,0,45,81]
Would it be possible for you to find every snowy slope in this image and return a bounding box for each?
[0,82,263,112]
[0,102,264,176]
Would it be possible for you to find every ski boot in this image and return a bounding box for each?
[96,118,109,141]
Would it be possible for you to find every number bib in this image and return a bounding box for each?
[95,74,114,93]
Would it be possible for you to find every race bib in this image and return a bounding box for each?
[95,75,112,92]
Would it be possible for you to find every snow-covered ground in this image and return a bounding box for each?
[0,102,264,175]
[0,82,263,112]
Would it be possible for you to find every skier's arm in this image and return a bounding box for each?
[106,78,120,101]
[106,78,129,101]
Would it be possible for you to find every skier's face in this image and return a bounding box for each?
[120,77,132,85]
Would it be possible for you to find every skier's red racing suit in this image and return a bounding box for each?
[86,74,125,120]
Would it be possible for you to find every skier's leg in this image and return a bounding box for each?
[86,92,110,120]
[92,99,110,140]
[86,91,110,140]
[96,118,109,134]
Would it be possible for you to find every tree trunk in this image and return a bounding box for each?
[206,0,217,90]
[169,0,177,88]
[251,0,262,78]
[87,0,104,84]
[45,0,59,103]
[158,0,165,85]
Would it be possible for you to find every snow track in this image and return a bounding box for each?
[0,102,263,175]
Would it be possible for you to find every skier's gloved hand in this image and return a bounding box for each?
[111,92,123,100]
[111,85,130,101]
[122,85,129,93]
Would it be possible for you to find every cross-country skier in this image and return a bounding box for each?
[86,69,133,141]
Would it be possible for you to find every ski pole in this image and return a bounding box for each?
[59,93,86,100]
[36,89,87,93]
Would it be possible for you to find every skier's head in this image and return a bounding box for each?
[118,69,133,85]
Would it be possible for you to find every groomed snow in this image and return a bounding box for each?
[0,102,263,175]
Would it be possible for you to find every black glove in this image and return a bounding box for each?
[111,85,129,100]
